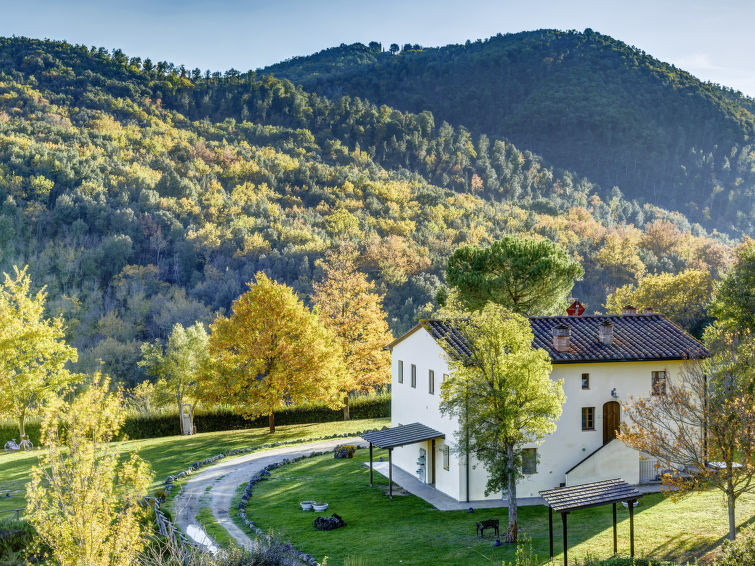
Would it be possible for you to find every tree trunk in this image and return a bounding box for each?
[505,443,518,543]
[727,492,736,541]
[18,415,25,439]
[269,411,275,433]
[343,395,350,421]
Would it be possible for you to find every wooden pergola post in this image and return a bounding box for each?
[561,511,569,566]
[629,499,635,558]
[388,448,393,499]
[369,443,373,487]
[548,506,554,561]
[612,502,618,555]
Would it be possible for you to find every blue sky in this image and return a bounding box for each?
[2,0,754,96]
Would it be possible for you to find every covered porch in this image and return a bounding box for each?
[361,422,445,499]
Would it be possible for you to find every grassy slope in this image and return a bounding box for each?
[0,418,389,518]
[241,449,754,566]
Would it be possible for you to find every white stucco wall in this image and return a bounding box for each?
[565,438,640,485]
[390,327,463,500]
[390,325,688,502]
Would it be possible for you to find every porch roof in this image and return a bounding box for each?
[361,422,445,449]
[540,478,641,512]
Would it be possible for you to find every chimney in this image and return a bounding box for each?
[598,319,614,345]
[552,324,571,353]
[622,305,637,315]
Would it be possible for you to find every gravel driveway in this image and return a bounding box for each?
[172,437,365,550]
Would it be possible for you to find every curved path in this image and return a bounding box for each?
[172,437,366,550]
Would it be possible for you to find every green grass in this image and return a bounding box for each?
[240,448,755,566]
[196,501,234,549]
[0,418,389,517]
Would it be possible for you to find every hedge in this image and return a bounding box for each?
[0,394,390,445]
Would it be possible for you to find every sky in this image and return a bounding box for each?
[2,0,754,97]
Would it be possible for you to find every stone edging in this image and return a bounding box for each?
[236,450,331,566]
[161,429,377,496]
[154,428,378,559]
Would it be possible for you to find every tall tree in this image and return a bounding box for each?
[439,303,564,542]
[27,375,152,566]
[605,269,715,333]
[312,245,393,419]
[711,238,755,334]
[207,273,344,432]
[138,322,209,434]
[0,266,79,438]
[445,236,584,314]
[619,324,755,541]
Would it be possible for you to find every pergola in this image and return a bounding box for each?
[360,423,445,498]
[540,478,642,565]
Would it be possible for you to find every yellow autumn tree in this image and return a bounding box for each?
[605,269,714,332]
[0,266,79,439]
[207,273,344,432]
[26,375,152,566]
[312,244,393,419]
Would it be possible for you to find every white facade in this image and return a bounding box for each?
[389,325,687,502]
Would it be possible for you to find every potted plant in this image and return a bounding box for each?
[300,501,316,511]
[312,502,328,512]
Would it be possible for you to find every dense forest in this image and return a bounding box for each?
[263,29,755,236]
[0,36,740,386]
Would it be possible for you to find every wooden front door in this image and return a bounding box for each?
[603,401,620,445]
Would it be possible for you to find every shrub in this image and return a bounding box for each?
[714,525,755,566]
[0,393,390,444]
[119,393,390,440]
[333,444,358,458]
[0,518,42,564]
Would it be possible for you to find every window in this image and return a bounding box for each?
[443,446,450,470]
[397,361,403,384]
[429,370,435,394]
[442,373,449,383]
[582,407,595,431]
[522,448,537,474]
[581,373,590,390]
[652,371,667,395]
[411,364,416,388]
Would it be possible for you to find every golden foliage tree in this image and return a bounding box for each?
[26,375,152,566]
[312,245,393,419]
[207,273,344,432]
[605,269,715,332]
[619,325,755,541]
[0,266,79,438]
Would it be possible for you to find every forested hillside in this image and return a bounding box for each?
[263,29,755,236]
[0,37,736,385]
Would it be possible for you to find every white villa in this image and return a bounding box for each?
[381,308,708,502]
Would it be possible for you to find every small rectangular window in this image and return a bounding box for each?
[652,371,667,395]
[429,370,435,394]
[397,361,403,384]
[411,364,416,388]
[582,407,595,431]
[442,373,449,383]
[522,448,537,474]
[443,446,450,470]
[581,373,590,390]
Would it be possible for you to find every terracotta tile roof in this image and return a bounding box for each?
[421,314,709,364]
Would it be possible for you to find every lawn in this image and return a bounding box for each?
[241,448,755,566]
[0,417,389,518]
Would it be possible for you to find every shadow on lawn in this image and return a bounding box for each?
[646,511,755,564]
